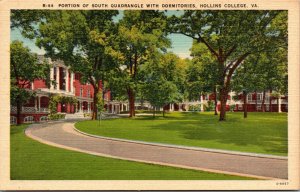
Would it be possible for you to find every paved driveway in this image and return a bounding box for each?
[25,121,288,179]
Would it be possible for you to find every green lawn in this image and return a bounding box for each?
[11,124,251,180]
[76,112,287,156]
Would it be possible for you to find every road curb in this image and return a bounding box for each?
[73,125,287,160]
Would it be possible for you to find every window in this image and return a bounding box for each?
[257,93,263,101]
[247,94,252,101]
[238,104,243,110]
[257,104,262,110]
[40,116,48,122]
[10,116,17,125]
[265,95,270,102]
[266,104,270,111]
[87,90,90,98]
[80,88,83,97]
[24,116,34,123]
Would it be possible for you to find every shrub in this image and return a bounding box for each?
[203,100,214,111]
[48,113,66,120]
[230,104,236,112]
[188,104,201,111]
[84,113,92,117]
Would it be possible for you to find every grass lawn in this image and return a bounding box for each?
[11,124,251,180]
[76,112,287,156]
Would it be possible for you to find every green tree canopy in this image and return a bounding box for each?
[107,10,171,117]
[169,10,287,120]
[31,10,119,120]
[11,40,49,124]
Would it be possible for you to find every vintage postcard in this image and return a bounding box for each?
[0,0,299,190]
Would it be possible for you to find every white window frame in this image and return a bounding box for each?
[10,116,17,125]
[40,116,49,122]
[257,104,262,110]
[24,116,34,123]
[238,104,243,110]
[247,94,252,102]
[257,93,263,101]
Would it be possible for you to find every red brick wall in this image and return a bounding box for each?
[33,79,48,89]
[233,104,287,112]
[11,113,48,123]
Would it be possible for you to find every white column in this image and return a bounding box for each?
[34,97,38,111]
[50,67,54,90]
[70,72,74,93]
[66,69,69,92]
[88,103,90,113]
[121,104,123,112]
[278,97,282,113]
[38,96,41,112]
[112,104,114,114]
[79,101,82,112]
[56,67,60,90]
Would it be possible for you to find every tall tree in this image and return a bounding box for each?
[255,48,287,112]
[187,42,220,115]
[231,59,257,118]
[110,10,171,117]
[170,10,287,121]
[34,10,119,120]
[140,52,184,117]
[10,41,49,124]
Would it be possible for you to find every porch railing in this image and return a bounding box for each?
[10,106,49,113]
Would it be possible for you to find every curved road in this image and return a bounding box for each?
[25,121,288,180]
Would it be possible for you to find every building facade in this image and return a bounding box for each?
[10,57,288,124]
[10,57,112,124]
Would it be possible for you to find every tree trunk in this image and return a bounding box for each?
[163,109,165,117]
[219,88,228,121]
[153,106,155,118]
[277,97,280,112]
[269,89,272,112]
[243,91,248,118]
[128,88,135,117]
[262,90,266,112]
[16,98,22,125]
[214,86,218,115]
[92,91,98,120]
[255,90,258,112]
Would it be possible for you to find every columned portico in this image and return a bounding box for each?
[201,100,204,111]
[38,96,41,112]
[88,102,91,113]
[66,69,69,92]
[34,97,38,111]
[50,67,54,90]
[56,67,60,90]
[70,72,74,93]
[278,97,282,113]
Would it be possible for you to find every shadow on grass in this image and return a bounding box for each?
[148,112,287,155]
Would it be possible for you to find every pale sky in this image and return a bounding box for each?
[10,10,193,58]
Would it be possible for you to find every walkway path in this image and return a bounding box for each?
[25,121,288,180]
